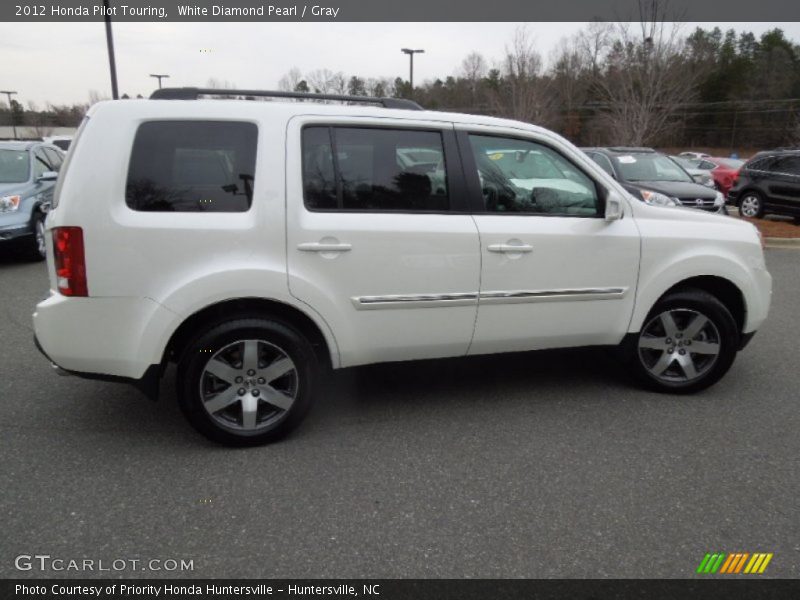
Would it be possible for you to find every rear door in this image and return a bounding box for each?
[286,117,481,368]
[766,155,800,212]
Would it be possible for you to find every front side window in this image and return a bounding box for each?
[32,149,52,179]
[469,135,600,216]
[302,126,449,212]
[126,121,257,212]
[43,148,63,171]
[589,152,616,178]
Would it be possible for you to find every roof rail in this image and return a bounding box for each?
[607,146,656,153]
[150,87,424,111]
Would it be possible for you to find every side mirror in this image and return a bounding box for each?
[37,171,58,182]
[605,190,624,222]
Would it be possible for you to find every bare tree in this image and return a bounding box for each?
[26,101,54,138]
[278,67,303,92]
[591,11,696,145]
[489,27,556,125]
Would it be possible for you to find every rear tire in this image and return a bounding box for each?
[624,289,739,394]
[176,318,319,446]
[738,191,764,219]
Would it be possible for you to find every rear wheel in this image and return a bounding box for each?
[176,318,318,445]
[738,191,763,218]
[626,289,739,394]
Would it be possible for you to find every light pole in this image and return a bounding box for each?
[149,74,170,89]
[400,48,424,97]
[1,90,18,139]
[103,0,119,99]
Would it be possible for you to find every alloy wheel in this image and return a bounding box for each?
[35,219,46,257]
[638,309,721,384]
[199,339,298,431]
[740,195,760,217]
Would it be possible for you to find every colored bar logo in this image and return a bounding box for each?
[696,552,773,574]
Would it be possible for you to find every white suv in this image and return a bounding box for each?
[33,88,772,445]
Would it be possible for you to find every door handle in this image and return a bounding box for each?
[297,242,352,252]
[487,243,533,253]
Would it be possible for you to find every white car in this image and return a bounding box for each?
[33,88,772,445]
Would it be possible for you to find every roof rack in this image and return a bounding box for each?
[150,87,424,111]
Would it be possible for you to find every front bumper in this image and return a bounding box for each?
[0,221,33,243]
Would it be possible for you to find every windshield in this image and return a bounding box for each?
[614,153,693,183]
[713,158,744,169]
[0,150,30,183]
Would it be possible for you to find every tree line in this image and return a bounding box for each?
[4,23,800,151]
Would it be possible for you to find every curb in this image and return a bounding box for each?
[765,237,800,248]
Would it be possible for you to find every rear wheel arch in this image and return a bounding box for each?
[163,298,336,371]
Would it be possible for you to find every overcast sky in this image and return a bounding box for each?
[2,21,800,106]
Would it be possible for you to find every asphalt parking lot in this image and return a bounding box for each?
[1,249,798,579]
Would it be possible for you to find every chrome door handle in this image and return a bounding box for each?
[487,243,533,253]
[297,242,352,252]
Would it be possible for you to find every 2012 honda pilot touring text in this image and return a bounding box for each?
[33,88,772,445]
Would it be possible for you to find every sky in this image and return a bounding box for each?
[2,21,800,107]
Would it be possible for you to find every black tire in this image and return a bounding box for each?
[624,289,739,394]
[24,211,47,262]
[176,318,319,446]
[738,190,764,219]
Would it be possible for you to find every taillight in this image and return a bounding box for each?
[53,227,88,296]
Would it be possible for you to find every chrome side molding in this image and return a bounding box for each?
[351,287,627,310]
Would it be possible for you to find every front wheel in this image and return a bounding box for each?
[626,289,739,394]
[25,212,47,261]
[177,318,319,446]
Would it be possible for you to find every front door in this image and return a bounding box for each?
[457,129,641,355]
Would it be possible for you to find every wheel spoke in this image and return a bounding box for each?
[660,312,679,338]
[204,387,240,414]
[260,385,295,411]
[683,315,709,339]
[650,351,675,376]
[639,336,667,350]
[677,354,698,379]
[204,358,240,384]
[260,357,294,384]
[242,340,259,373]
[241,395,258,429]
[690,340,720,355]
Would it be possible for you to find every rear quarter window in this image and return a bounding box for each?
[126,120,257,212]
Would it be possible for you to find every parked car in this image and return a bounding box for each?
[33,89,771,445]
[43,135,73,152]
[679,151,712,160]
[582,147,726,213]
[728,149,800,220]
[682,156,745,195]
[0,141,64,260]
[669,155,715,188]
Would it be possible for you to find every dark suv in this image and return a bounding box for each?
[727,149,800,221]
[582,147,725,213]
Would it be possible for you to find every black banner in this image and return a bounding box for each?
[4,579,800,600]
[2,0,800,22]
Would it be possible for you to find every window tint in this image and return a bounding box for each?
[52,139,71,151]
[32,149,52,179]
[772,155,800,174]
[302,126,448,211]
[469,135,600,216]
[43,148,63,171]
[746,156,774,172]
[126,121,257,212]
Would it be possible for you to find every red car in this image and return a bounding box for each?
[698,157,745,196]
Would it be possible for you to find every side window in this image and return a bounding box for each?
[126,120,257,212]
[468,135,600,216]
[32,149,52,179]
[302,126,449,212]
[747,156,773,172]
[589,152,615,178]
[772,156,800,175]
[43,148,63,171]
